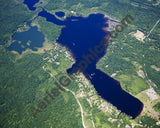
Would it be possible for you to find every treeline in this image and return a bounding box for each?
[0,47,82,127]
[0,0,35,45]
[35,17,62,43]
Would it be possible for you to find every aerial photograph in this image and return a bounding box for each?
[0,0,160,127]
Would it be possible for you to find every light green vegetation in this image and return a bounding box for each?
[117,74,149,95]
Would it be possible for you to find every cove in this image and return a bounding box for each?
[8,22,45,54]
[38,9,143,119]
[23,0,39,11]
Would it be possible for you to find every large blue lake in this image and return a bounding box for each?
[22,0,143,119]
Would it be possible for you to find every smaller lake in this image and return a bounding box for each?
[8,23,45,54]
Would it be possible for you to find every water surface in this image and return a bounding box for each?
[38,9,143,119]
[8,22,45,54]
[20,0,144,119]
[23,0,39,11]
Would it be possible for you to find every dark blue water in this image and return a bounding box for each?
[21,0,143,119]
[86,69,143,119]
[8,22,45,54]
[38,10,143,119]
[23,0,39,11]
[55,11,65,17]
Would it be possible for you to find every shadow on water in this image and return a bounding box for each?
[22,0,144,119]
